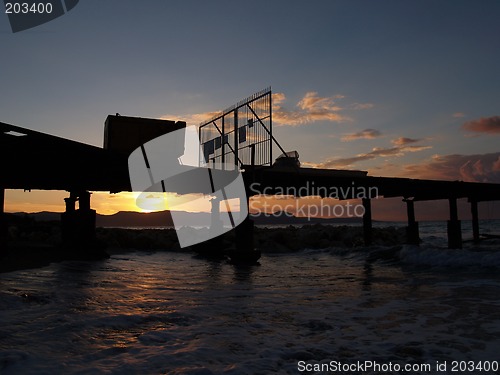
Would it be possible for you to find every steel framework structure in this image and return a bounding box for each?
[199,87,286,169]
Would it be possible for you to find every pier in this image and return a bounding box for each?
[1,88,500,261]
[241,164,500,249]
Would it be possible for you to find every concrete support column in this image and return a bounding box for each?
[62,193,77,245]
[64,196,76,213]
[230,214,261,263]
[235,216,254,253]
[61,191,96,247]
[470,199,480,244]
[362,198,372,246]
[404,199,420,245]
[447,197,462,249]
[79,191,91,211]
[79,191,96,245]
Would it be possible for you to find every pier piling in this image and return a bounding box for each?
[230,216,261,263]
[235,216,254,252]
[61,191,96,248]
[447,198,462,249]
[362,198,372,246]
[470,199,480,244]
[404,199,420,245]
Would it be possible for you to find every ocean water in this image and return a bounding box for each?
[1,223,500,374]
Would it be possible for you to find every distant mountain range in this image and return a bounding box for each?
[8,210,363,227]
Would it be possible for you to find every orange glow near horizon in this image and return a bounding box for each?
[5,189,499,222]
[4,189,214,215]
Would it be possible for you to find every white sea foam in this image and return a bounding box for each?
[1,224,500,374]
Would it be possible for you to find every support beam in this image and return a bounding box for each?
[447,197,462,249]
[234,109,238,167]
[362,198,372,246]
[247,104,287,157]
[269,92,273,164]
[207,119,241,166]
[221,116,225,166]
[250,144,256,166]
[470,199,480,244]
[404,199,420,245]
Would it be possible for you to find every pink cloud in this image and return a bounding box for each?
[462,116,500,134]
[272,91,373,126]
[311,144,432,169]
[401,152,500,182]
[273,92,350,126]
[297,92,343,112]
[272,92,286,105]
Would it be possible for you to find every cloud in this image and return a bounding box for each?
[313,144,432,169]
[341,128,382,142]
[161,91,374,128]
[453,112,466,118]
[297,92,343,111]
[462,116,500,135]
[272,92,286,105]
[391,137,421,146]
[160,111,221,126]
[273,91,373,126]
[401,152,500,182]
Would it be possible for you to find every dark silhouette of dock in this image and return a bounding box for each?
[1,89,500,262]
[242,165,500,248]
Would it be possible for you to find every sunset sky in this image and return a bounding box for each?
[1,1,499,220]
